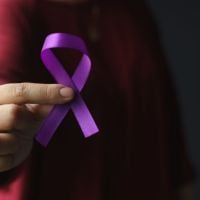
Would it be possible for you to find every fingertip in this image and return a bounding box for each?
[59,87,74,101]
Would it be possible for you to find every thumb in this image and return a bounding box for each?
[25,104,54,120]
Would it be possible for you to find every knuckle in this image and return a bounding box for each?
[44,85,54,100]
[9,104,21,117]
[7,105,22,127]
[14,83,26,97]
[13,83,28,102]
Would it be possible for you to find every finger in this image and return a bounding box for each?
[0,83,74,105]
[0,133,18,155]
[0,104,35,132]
[0,154,13,172]
[25,104,53,119]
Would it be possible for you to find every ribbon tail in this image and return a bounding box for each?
[36,104,70,147]
[71,93,99,138]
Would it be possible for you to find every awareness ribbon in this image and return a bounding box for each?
[36,33,99,147]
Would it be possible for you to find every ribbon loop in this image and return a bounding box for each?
[36,33,99,147]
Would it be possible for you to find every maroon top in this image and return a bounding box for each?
[0,0,194,199]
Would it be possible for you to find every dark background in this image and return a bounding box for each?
[146,0,199,198]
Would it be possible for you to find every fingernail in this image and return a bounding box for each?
[60,87,74,99]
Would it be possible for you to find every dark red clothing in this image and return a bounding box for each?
[0,0,193,199]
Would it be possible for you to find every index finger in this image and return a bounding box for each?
[0,83,74,104]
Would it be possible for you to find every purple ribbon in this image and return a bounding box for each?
[36,33,99,147]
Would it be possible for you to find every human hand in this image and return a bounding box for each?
[0,82,74,172]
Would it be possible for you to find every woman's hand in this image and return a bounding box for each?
[0,82,74,172]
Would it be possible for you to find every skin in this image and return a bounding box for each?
[0,82,74,172]
[1,1,195,199]
[0,83,195,200]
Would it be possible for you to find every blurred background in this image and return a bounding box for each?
[146,0,199,198]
